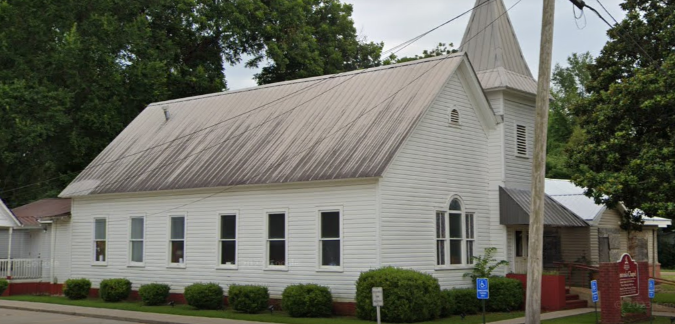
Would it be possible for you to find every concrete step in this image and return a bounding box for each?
[565,299,588,310]
[566,294,580,301]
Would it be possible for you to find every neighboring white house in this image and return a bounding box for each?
[54,0,668,306]
[0,198,71,285]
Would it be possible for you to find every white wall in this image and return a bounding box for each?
[0,229,31,259]
[69,179,377,301]
[502,94,535,190]
[53,218,72,283]
[378,72,494,289]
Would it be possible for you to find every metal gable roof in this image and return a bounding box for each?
[500,187,589,227]
[460,0,538,95]
[61,54,470,197]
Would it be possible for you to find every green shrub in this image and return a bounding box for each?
[446,288,480,315]
[138,283,171,306]
[228,285,269,314]
[63,278,91,300]
[0,278,8,296]
[487,277,523,312]
[282,284,333,317]
[99,278,132,302]
[439,289,454,318]
[356,267,441,323]
[184,283,223,310]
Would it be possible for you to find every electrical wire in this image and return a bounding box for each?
[0,0,500,196]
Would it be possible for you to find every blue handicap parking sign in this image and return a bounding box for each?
[649,279,655,299]
[592,292,599,303]
[590,280,598,293]
[477,278,489,300]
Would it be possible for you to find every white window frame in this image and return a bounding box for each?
[264,209,288,271]
[92,216,108,266]
[465,212,475,265]
[435,197,475,270]
[167,214,187,268]
[217,211,238,270]
[316,207,344,272]
[515,123,529,158]
[128,215,146,267]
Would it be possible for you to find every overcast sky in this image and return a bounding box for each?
[225,0,626,90]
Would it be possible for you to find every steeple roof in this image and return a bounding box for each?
[460,0,538,95]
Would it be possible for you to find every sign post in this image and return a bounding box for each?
[372,287,383,324]
[591,280,599,324]
[477,278,489,324]
[648,279,655,324]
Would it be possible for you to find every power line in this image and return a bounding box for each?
[0,1,499,197]
[382,0,495,57]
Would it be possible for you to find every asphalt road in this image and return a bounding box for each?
[0,308,140,324]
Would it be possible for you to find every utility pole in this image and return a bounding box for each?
[526,1,555,323]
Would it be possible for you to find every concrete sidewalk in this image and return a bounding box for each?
[0,300,266,324]
[0,300,671,324]
[490,308,595,324]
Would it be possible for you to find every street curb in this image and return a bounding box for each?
[0,304,184,324]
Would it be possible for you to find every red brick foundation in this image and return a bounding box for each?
[506,273,566,311]
[599,261,651,324]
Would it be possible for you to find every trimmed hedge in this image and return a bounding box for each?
[487,277,523,312]
[139,283,171,306]
[228,285,269,314]
[100,278,132,302]
[439,289,454,318]
[282,284,333,318]
[446,288,480,315]
[185,283,223,310]
[0,278,7,296]
[64,278,91,300]
[356,267,441,323]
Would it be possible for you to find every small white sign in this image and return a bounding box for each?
[372,287,384,307]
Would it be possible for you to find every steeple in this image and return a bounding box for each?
[459,0,537,95]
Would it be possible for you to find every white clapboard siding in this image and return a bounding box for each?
[54,218,72,283]
[485,92,508,265]
[589,226,600,265]
[379,73,493,289]
[503,94,535,190]
[70,179,377,301]
[0,229,30,259]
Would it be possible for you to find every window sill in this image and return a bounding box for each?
[263,266,288,272]
[435,266,474,271]
[167,264,186,269]
[91,262,108,267]
[216,265,238,270]
[316,267,344,273]
[127,263,145,268]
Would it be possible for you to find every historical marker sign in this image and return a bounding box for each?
[618,253,639,297]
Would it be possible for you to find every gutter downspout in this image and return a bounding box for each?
[7,227,12,278]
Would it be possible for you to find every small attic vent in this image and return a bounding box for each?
[516,124,527,156]
[449,109,460,125]
[162,106,170,121]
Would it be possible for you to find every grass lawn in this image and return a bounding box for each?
[0,295,524,324]
[543,312,672,323]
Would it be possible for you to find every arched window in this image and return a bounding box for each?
[435,197,475,267]
[449,108,460,125]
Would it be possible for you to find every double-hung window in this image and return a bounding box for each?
[129,217,145,264]
[94,218,107,264]
[169,215,186,266]
[219,214,237,267]
[319,210,341,268]
[435,198,475,267]
[267,212,287,268]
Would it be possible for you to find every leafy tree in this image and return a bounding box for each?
[0,0,383,207]
[250,0,384,85]
[382,42,458,65]
[546,52,593,179]
[567,0,675,219]
[463,247,509,286]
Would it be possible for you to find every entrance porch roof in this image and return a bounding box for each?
[499,187,588,227]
